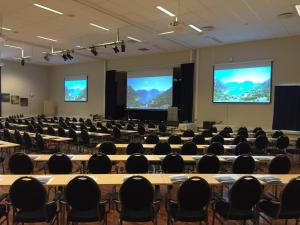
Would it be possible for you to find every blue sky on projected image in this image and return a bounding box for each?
[65,79,87,101]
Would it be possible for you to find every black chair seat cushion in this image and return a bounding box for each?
[121,207,153,222]
[215,200,254,220]
[169,202,207,222]
[68,204,105,222]
[260,200,300,219]
[15,202,57,223]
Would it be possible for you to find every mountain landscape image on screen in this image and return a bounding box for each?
[213,66,271,103]
[127,76,172,109]
[65,80,87,101]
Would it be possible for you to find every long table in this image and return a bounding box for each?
[0,173,297,186]
[0,140,19,149]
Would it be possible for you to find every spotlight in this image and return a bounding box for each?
[44,54,50,62]
[66,51,73,60]
[62,53,68,61]
[21,59,25,66]
[113,45,119,53]
[90,46,98,56]
[121,41,125,52]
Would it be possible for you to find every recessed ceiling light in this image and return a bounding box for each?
[296,5,300,16]
[158,31,175,35]
[127,36,142,42]
[37,36,57,42]
[33,3,63,15]
[4,44,22,49]
[1,27,11,31]
[89,23,109,31]
[188,24,202,33]
[156,6,176,17]
[75,45,82,48]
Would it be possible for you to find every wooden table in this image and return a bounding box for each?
[0,140,19,149]
[0,173,297,187]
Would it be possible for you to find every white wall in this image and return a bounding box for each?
[196,35,300,129]
[48,61,106,117]
[1,60,49,116]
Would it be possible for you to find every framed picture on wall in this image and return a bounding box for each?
[1,93,10,103]
[20,98,28,107]
[11,95,20,104]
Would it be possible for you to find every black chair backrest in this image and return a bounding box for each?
[96,122,103,128]
[99,141,117,154]
[211,134,224,144]
[158,124,167,132]
[79,118,84,123]
[209,127,218,133]
[276,135,289,149]
[148,123,156,129]
[178,177,211,210]
[36,124,44,134]
[161,153,184,173]
[254,130,266,138]
[68,128,78,143]
[80,124,88,131]
[27,124,36,133]
[232,154,255,174]
[72,117,77,122]
[229,176,262,210]
[280,177,300,212]
[153,142,172,155]
[197,154,220,173]
[35,133,45,151]
[253,127,263,134]
[3,128,12,142]
[100,126,109,133]
[127,124,135,130]
[201,129,212,137]
[126,142,145,155]
[81,129,90,144]
[168,135,182,144]
[207,142,224,155]
[255,135,269,149]
[47,126,56,136]
[23,132,33,149]
[232,135,247,145]
[238,127,248,133]
[85,119,93,127]
[48,153,73,174]
[66,176,100,211]
[145,134,159,144]
[120,176,153,210]
[70,123,77,131]
[269,154,291,174]
[182,129,195,137]
[10,176,46,212]
[137,125,146,135]
[106,122,113,129]
[224,126,233,133]
[272,130,284,138]
[89,124,98,133]
[180,141,198,155]
[125,153,148,173]
[296,138,300,149]
[14,130,23,145]
[237,129,249,138]
[234,142,251,155]
[113,127,121,139]
[88,153,112,174]
[9,152,34,174]
[219,129,231,138]
[58,126,66,137]
[192,135,205,144]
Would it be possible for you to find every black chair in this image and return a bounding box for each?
[254,130,266,138]
[166,177,211,224]
[96,122,103,128]
[125,153,148,173]
[259,177,300,224]
[253,127,263,133]
[192,135,205,144]
[232,135,247,145]
[106,122,113,129]
[207,142,224,155]
[65,176,109,224]
[100,126,109,133]
[9,152,34,174]
[224,126,233,133]
[137,125,146,136]
[85,118,93,127]
[112,127,122,141]
[168,135,182,144]
[98,142,117,155]
[161,153,184,173]
[88,153,112,174]
[14,130,23,147]
[79,118,84,123]
[269,154,291,174]
[180,141,198,155]
[47,126,56,136]
[70,123,77,131]
[272,130,284,138]
[23,132,35,152]
[57,126,66,137]
[72,117,77,122]
[267,135,289,155]
[35,134,58,154]
[153,142,172,155]
[145,134,159,144]
[286,137,300,160]
[126,142,145,155]
[202,129,212,137]
[212,176,262,225]
[238,127,248,133]
[182,129,194,137]
[232,154,255,174]
[197,154,220,173]
[36,124,44,134]
[251,135,269,155]
[126,124,135,131]
[115,176,160,225]
[89,124,98,133]
[209,126,218,133]
[148,123,156,129]
[211,134,224,144]
[234,142,251,155]
[48,153,73,174]
[3,129,12,142]
[81,129,96,149]
[80,124,88,131]
[27,124,36,133]
[158,124,167,133]
[68,128,79,149]
[219,129,231,138]
[237,129,249,138]
[9,176,58,224]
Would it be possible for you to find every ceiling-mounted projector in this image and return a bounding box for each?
[168,20,186,33]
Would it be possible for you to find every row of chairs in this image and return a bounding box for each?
[2,174,300,225]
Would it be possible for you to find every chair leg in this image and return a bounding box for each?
[296,218,299,225]
[212,209,216,225]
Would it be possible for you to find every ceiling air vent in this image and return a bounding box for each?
[138,48,150,51]
[278,12,296,19]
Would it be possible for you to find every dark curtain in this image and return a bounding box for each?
[272,85,300,131]
[105,70,117,119]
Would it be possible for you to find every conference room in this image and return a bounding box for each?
[0,0,300,224]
